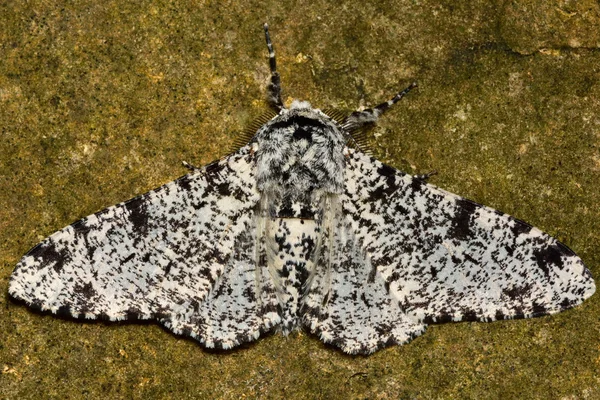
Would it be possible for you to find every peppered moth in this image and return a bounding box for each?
[9,24,595,354]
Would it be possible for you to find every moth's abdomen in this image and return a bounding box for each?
[264,217,318,333]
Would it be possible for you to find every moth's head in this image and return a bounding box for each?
[253,100,347,147]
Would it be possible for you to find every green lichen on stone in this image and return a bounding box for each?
[1,1,598,399]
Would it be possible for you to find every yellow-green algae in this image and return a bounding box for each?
[1,1,599,399]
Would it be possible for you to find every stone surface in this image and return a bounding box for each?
[500,0,600,54]
[1,1,598,399]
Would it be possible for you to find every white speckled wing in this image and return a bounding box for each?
[301,193,427,355]
[9,147,281,349]
[303,148,595,354]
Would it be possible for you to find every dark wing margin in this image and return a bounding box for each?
[303,148,595,354]
[9,147,281,350]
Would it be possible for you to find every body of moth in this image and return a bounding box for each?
[9,24,595,354]
[253,102,347,333]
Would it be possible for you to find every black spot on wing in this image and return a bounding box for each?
[429,265,438,279]
[164,261,173,275]
[502,284,532,301]
[360,292,372,308]
[449,198,478,240]
[125,199,149,235]
[56,305,72,318]
[533,243,565,277]
[71,218,92,234]
[204,160,225,175]
[368,178,397,201]
[176,175,192,192]
[74,281,97,299]
[215,182,231,197]
[495,309,506,320]
[203,161,228,195]
[560,297,577,309]
[531,301,548,316]
[428,313,453,324]
[366,164,400,201]
[125,307,143,321]
[509,216,533,237]
[205,161,246,199]
[410,177,425,193]
[28,241,71,273]
[122,253,135,264]
[461,309,478,321]
[377,164,396,177]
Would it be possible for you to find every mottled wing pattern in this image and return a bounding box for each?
[9,147,281,349]
[304,148,595,354]
[302,194,427,354]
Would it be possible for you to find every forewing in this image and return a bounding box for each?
[9,147,281,349]
[343,149,594,325]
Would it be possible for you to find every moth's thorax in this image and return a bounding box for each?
[253,103,346,205]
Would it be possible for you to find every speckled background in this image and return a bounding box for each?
[1,1,599,399]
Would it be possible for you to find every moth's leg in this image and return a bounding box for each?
[342,82,417,131]
[414,170,437,182]
[263,23,284,111]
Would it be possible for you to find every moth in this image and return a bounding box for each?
[9,24,595,355]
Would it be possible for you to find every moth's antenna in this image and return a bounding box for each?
[264,23,284,111]
[342,82,418,131]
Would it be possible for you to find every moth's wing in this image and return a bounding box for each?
[303,149,595,354]
[9,147,281,349]
[302,193,427,354]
